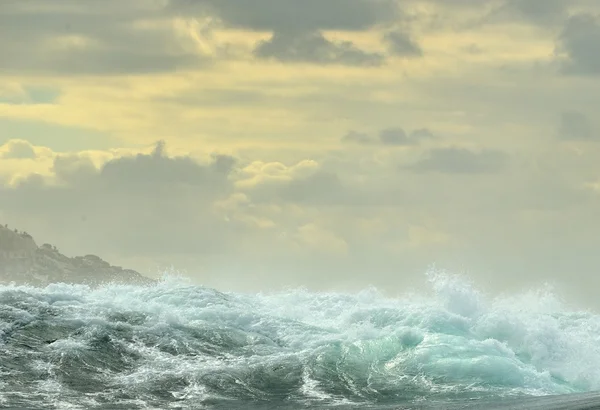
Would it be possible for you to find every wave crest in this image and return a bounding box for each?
[1,269,599,408]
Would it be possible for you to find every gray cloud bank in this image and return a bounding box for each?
[254,30,385,66]
[9,0,600,73]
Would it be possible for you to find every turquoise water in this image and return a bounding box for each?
[1,271,600,409]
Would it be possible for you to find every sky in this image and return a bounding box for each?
[1,0,600,307]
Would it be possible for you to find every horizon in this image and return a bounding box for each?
[2,0,600,310]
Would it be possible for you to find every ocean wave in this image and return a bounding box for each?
[1,270,599,409]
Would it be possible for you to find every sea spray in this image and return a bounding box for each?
[1,269,600,409]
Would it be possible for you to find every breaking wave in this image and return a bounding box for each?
[1,270,600,409]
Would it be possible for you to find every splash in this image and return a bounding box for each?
[1,269,599,409]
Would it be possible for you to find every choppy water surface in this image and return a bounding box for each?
[2,271,600,409]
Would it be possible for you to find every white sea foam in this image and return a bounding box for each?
[1,269,599,408]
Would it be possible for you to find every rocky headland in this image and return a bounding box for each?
[0,224,153,286]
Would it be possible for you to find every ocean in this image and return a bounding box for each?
[1,271,600,409]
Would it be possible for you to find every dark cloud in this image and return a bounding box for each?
[556,13,600,76]
[435,0,570,31]
[0,2,213,75]
[169,0,399,32]
[558,110,596,140]
[98,142,233,193]
[383,31,422,57]
[448,0,569,28]
[0,0,411,71]
[406,147,508,174]
[342,127,436,146]
[211,153,237,174]
[500,0,567,25]
[254,30,384,66]
[171,0,406,66]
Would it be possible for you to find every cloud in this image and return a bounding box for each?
[379,128,414,145]
[169,0,399,32]
[170,0,403,66]
[236,161,361,206]
[236,160,319,190]
[383,30,422,57]
[0,1,215,75]
[52,154,101,185]
[406,147,509,174]
[2,139,600,304]
[0,85,60,105]
[272,171,348,205]
[1,144,413,289]
[0,142,237,258]
[98,141,234,193]
[254,30,384,66]
[410,128,436,139]
[558,110,597,140]
[342,127,436,146]
[445,0,570,28]
[0,140,56,186]
[556,13,600,76]
[498,0,568,25]
[0,140,37,159]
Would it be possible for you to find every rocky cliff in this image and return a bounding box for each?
[0,225,153,286]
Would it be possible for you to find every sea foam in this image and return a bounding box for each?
[1,269,599,408]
